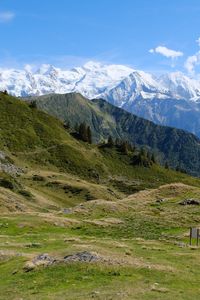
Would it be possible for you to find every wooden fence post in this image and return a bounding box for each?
[190,227,192,245]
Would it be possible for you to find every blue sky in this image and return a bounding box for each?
[1,0,200,74]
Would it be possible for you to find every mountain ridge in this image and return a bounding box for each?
[2,61,200,137]
[1,61,200,101]
[31,92,200,176]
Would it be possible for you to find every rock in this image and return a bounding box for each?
[176,242,187,248]
[64,251,101,263]
[32,253,56,265]
[24,253,57,272]
[0,151,23,175]
[24,252,101,272]
[0,162,23,175]
[63,208,71,214]
[0,151,5,160]
[156,198,165,204]
[151,283,169,293]
[179,199,200,206]
[23,262,35,272]
[25,242,41,248]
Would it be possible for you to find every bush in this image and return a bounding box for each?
[0,178,15,190]
[29,100,37,109]
[19,189,32,198]
[32,174,46,182]
[132,152,152,168]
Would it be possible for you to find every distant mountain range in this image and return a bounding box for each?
[2,61,200,136]
[31,92,200,176]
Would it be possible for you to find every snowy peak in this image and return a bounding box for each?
[127,70,164,93]
[159,72,200,100]
[35,64,57,75]
[1,61,200,104]
[82,61,103,71]
[102,70,171,107]
[0,61,133,98]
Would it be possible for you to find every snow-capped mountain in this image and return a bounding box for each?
[0,61,133,98]
[103,70,172,108]
[2,61,200,137]
[159,72,200,100]
[2,60,200,102]
[1,60,200,102]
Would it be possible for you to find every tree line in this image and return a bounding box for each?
[63,121,186,173]
[64,121,92,144]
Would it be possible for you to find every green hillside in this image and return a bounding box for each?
[0,92,199,195]
[31,92,200,176]
[1,92,200,299]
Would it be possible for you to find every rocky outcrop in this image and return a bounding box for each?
[64,251,101,263]
[24,251,102,272]
[0,151,23,175]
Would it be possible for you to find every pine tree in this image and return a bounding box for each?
[87,126,92,144]
[121,141,128,154]
[147,151,151,161]
[140,148,147,159]
[107,135,114,147]
[79,123,88,142]
[29,100,37,109]
[129,143,135,152]
[115,138,120,146]
[151,153,156,163]
[74,123,79,133]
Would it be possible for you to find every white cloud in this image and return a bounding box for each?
[184,51,200,74]
[0,11,15,23]
[183,37,200,74]
[149,46,183,58]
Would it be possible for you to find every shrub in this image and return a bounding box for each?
[32,174,46,182]
[0,178,15,190]
[19,189,32,198]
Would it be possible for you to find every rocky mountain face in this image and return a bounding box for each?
[2,61,200,136]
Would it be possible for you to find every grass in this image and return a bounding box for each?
[1,214,200,300]
[1,93,200,298]
[1,183,200,299]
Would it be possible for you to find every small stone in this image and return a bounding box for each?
[23,262,35,272]
[179,199,200,206]
[64,251,100,263]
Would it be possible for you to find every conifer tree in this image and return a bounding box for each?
[140,148,147,159]
[87,126,92,144]
[29,100,37,109]
[147,151,151,161]
[121,141,128,154]
[79,123,88,142]
[165,161,169,169]
[107,135,114,147]
[151,153,156,163]
[115,138,120,146]
[75,123,79,133]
